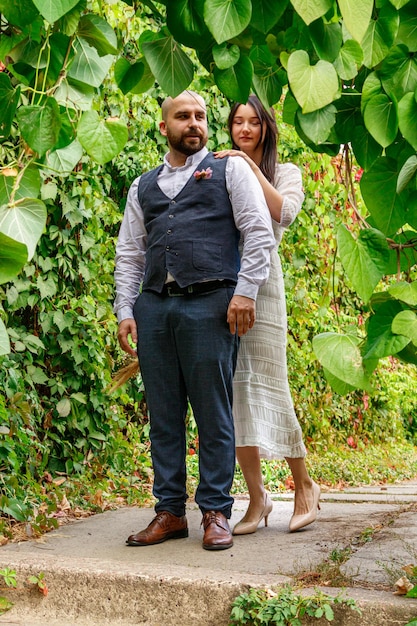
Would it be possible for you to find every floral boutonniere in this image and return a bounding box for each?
[193,167,213,180]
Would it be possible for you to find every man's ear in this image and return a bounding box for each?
[159,120,167,136]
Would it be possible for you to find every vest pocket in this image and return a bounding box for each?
[192,242,222,272]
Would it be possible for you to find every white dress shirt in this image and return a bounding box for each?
[114,147,275,322]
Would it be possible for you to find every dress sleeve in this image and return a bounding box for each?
[274,162,304,229]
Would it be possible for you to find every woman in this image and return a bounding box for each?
[215,95,320,534]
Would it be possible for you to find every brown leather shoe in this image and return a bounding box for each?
[126,511,188,546]
[202,511,233,551]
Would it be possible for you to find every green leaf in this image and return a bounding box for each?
[204,0,252,45]
[361,4,399,68]
[0,0,39,26]
[385,230,417,274]
[213,43,240,70]
[397,155,417,193]
[360,157,405,236]
[114,58,145,95]
[363,299,410,359]
[27,365,49,384]
[77,14,118,56]
[0,167,41,205]
[337,225,390,302]
[142,34,194,97]
[333,39,363,81]
[397,342,417,365]
[392,310,417,346]
[363,94,398,148]
[0,198,46,260]
[338,0,373,43]
[291,0,332,26]
[309,20,343,63]
[323,367,357,394]
[0,232,28,285]
[36,274,57,299]
[312,332,372,390]
[389,281,417,306]
[54,78,95,111]
[250,45,283,108]
[398,92,417,151]
[405,589,417,600]
[287,50,340,114]
[77,111,128,165]
[397,3,417,52]
[213,55,253,103]
[17,98,62,156]
[129,58,155,94]
[0,74,20,140]
[351,125,382,171]
[251,0,288,33]
[31,0,80,23]
[57,398,71,417]
[297,104,336,145]
[67,38,114,88]
[46,140,83,174]
[166,0,212,49]
[379,46,417,102]
[0,318,10,355]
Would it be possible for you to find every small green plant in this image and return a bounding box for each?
[0,568,17,588]
[229,585,360,625]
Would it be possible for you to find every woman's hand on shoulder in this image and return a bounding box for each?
[214,149,246,160]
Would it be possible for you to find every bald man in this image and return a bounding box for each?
[114,91,275,550]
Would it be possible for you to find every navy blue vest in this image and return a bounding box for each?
[137,153,241,292]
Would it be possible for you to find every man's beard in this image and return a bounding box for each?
[166,129,207,155]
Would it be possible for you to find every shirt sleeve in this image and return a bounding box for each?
[113,178,146,322]
[274,162,304,229]
[225,157,276,301]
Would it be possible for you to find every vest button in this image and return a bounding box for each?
[166,246,170,250]
[167,229,172,234]
[169,214,174,218]
[171,200,176,204]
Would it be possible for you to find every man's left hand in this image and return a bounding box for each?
[227,295,256,336]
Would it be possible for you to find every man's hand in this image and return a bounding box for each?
[227,295,256,337]
[117,318,138,356]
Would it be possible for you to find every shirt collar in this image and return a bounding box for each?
[163,147,209,171]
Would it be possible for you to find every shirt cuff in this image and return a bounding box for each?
[233,280,258,301]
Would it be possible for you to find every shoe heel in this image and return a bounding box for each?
[264,514,269,528]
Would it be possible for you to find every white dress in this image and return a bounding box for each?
[233,162,307,459]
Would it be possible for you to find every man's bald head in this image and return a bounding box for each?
[161,91,206,121]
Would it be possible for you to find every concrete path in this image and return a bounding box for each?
[1,481,417,625]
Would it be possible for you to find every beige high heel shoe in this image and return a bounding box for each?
[232,493,273,535]
[289,481,321,532]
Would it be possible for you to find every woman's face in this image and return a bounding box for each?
[231,103,264,154]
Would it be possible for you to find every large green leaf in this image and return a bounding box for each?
[0,0,39,26]
[0,317,10,356]
[213,43,240,70]
[250,45,283,109]
[287,50,340,114]
[338,0,373,43]
[114,58,145,95]
[0,232,28,284]
[392,310,417,346]
[31,0,80,23]
[379,46,417,102]
[312,332,372,390]
[130,58,156,94]
[322,368,357,395]
[361,4,399,68]
[309,20,342,63]
[337,224,390,302]
[398,92,417,152]
[0,74,20,140]
[351,125,382,171]
[67,37,114,88]
[0,198,46,260]
[251,0,289,33]
[0,167,41,204]
[363,94,398,148]
[77,111,128,165]
[142,34,194,97]
[213,55,253,103]
[360,157,406,236]
[397,2,417,52]
[54,78,95,111]
[204,0,252,45]
[333,39,363,81]
[363,300,410,358]
[290,0,332,26]
[397,155,417,193]
[16,98,61,156]
[166,0,212,49]
[389,281,417,306]
[46,140,83,174]
[77,14,119,56]
[297,104,336,145]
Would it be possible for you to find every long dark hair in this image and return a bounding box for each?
[227,94,278,184]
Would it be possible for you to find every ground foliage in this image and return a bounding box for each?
[0,2,416,533]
